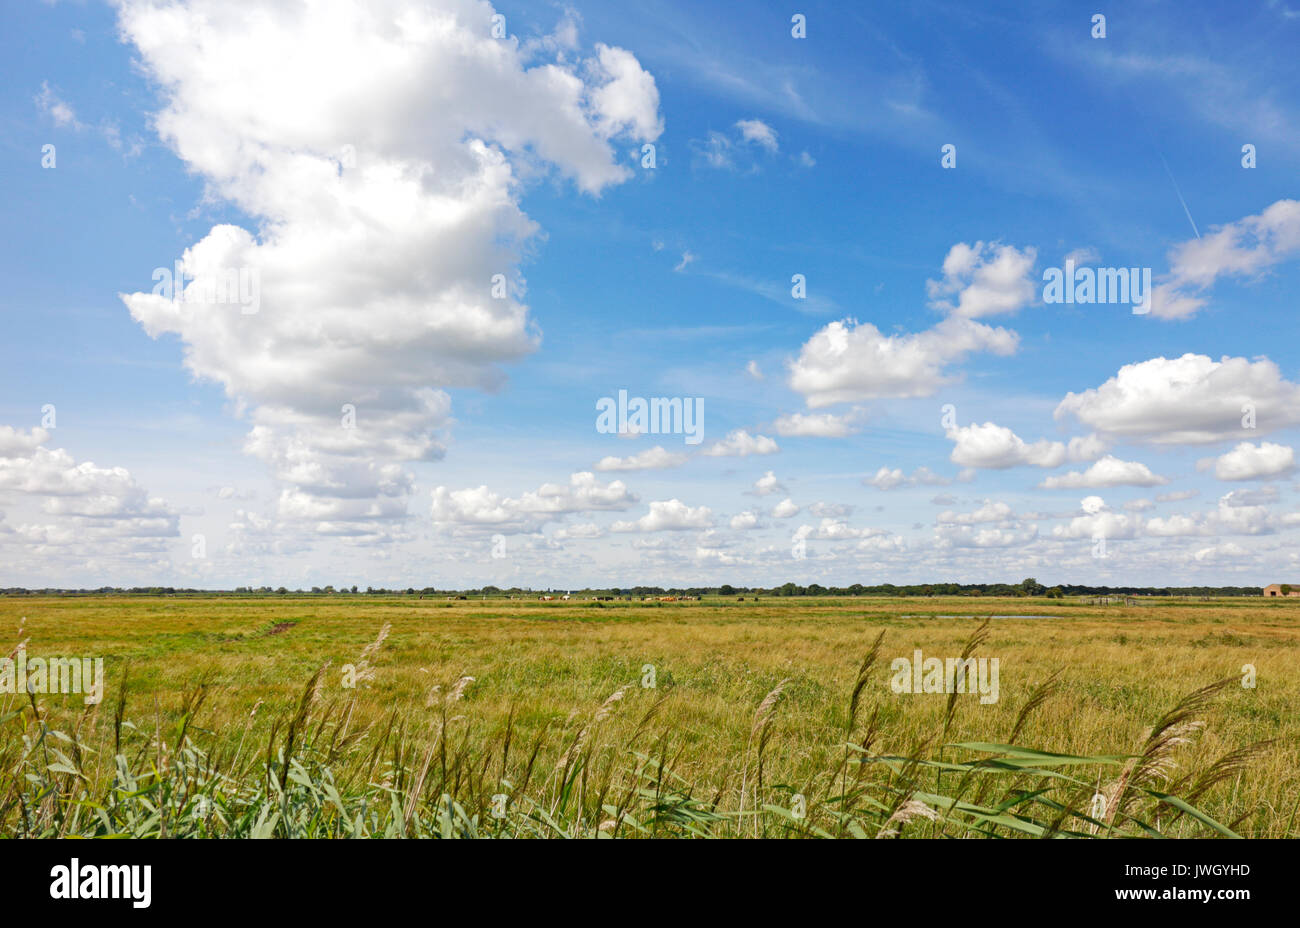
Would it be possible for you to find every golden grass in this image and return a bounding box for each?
[2,594,1296,837]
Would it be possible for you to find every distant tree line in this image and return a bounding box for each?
[0,579,1267,597]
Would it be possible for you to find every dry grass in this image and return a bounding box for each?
[0,594,1296,837]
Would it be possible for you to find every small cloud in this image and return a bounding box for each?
[611,499,713,532]
[735,118,778,153]
[36,81,142,157]
[554,522,606,541]
[594,446,689,472]
[927,242,1038,319]
[1220,485,1279,507]
[745,360,763,380]
[750,470,786,496]
[693,130,733,169]
[212,485,255,501]
[1194,542,1249,562]
[774,408,866,438]
[36,81,82,129]
[1063,246,1101,266]
[693,120,780,170]
[863,465,950,490]
[703,429,780,458]
[1080,496,1106,514]
[771,498,800,519]
[809,501,853,518]
[797,150,815,167]
[1038,455,1168,489]
[1198,441,1295,481]
[674,251,696,272]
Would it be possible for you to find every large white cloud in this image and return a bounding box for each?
[785,240,1033,409]
[117,0,662,537]
[789,317,1018,408]
[946,422,1102,470]
[1055,353,1300,444]
[1200,442,1295,481]
[926,241,1038,319]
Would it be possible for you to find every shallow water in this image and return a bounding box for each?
[898,614,1063,619]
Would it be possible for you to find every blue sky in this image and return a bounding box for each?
[2,0,1300,589]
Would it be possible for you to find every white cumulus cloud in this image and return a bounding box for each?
[594,446,689,472]
[431,471,636,534]
[735,118,778,152]
[1056,353,1300,444]
[1038,455,1169,489]
[926,241,1038,319]
[789,317,1018,408]
[612,499,714,532]
[702,430,780,457]
[1199,442,1295,481]
[117,0,663,538]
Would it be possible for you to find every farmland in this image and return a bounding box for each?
[1,594,1296,838]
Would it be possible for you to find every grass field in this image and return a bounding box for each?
[2,594,1297,838]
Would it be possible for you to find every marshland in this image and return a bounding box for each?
[1,593,1295,838]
